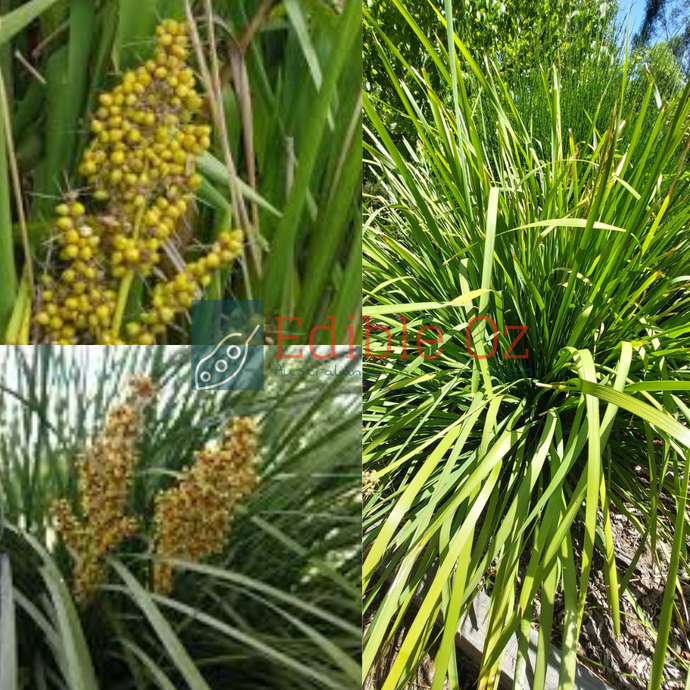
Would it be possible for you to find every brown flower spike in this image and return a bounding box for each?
[152,417,258,595]
[52,376,153,602]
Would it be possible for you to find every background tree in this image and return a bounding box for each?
[364,0,620,153]
[634,0,690,75]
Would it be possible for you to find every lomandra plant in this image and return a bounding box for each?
[0,346,362,690]
[0,0,362,345]
[363,3,690,690]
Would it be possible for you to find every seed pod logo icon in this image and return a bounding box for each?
[194,324,261,390]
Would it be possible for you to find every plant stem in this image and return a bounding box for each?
[111,189,148,338]
[0,70,32,292]
[112,271,134,338]
[4,269,29,343]
[0,67,17,337]
[111,169,148,340]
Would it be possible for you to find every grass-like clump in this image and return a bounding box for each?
[0,346,362,689]
[363,2,690,688]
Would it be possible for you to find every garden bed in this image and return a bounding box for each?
[555,503,690,689]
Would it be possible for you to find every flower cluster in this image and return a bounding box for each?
[363,469,379,499]
[51,377,154,602]
[32,19,242,344]
[152,417,258,595]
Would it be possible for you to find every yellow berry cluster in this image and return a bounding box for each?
[33,201,117,343]
[125,229,244,344]
[152,417,258,595]
[51,377,154,602]
[32,19,241,344]
[79,18,209,278]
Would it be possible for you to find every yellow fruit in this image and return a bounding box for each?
[64,229,80,244]
[159,307,175,324]
[80,161,97,175]
[35,19,214,346]
[178,269,194,286]
[138,332,155,345]
[125,248,141,263]
[187,94,203,110]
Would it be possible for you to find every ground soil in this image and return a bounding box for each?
[553,501,690,690]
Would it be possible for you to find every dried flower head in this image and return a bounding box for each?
[152,417,258,594]
[51,376,154,602]
[129,374,156,401]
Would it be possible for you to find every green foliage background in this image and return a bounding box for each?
[364,0,619,150]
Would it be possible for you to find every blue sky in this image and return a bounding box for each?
[617,0,646,36]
